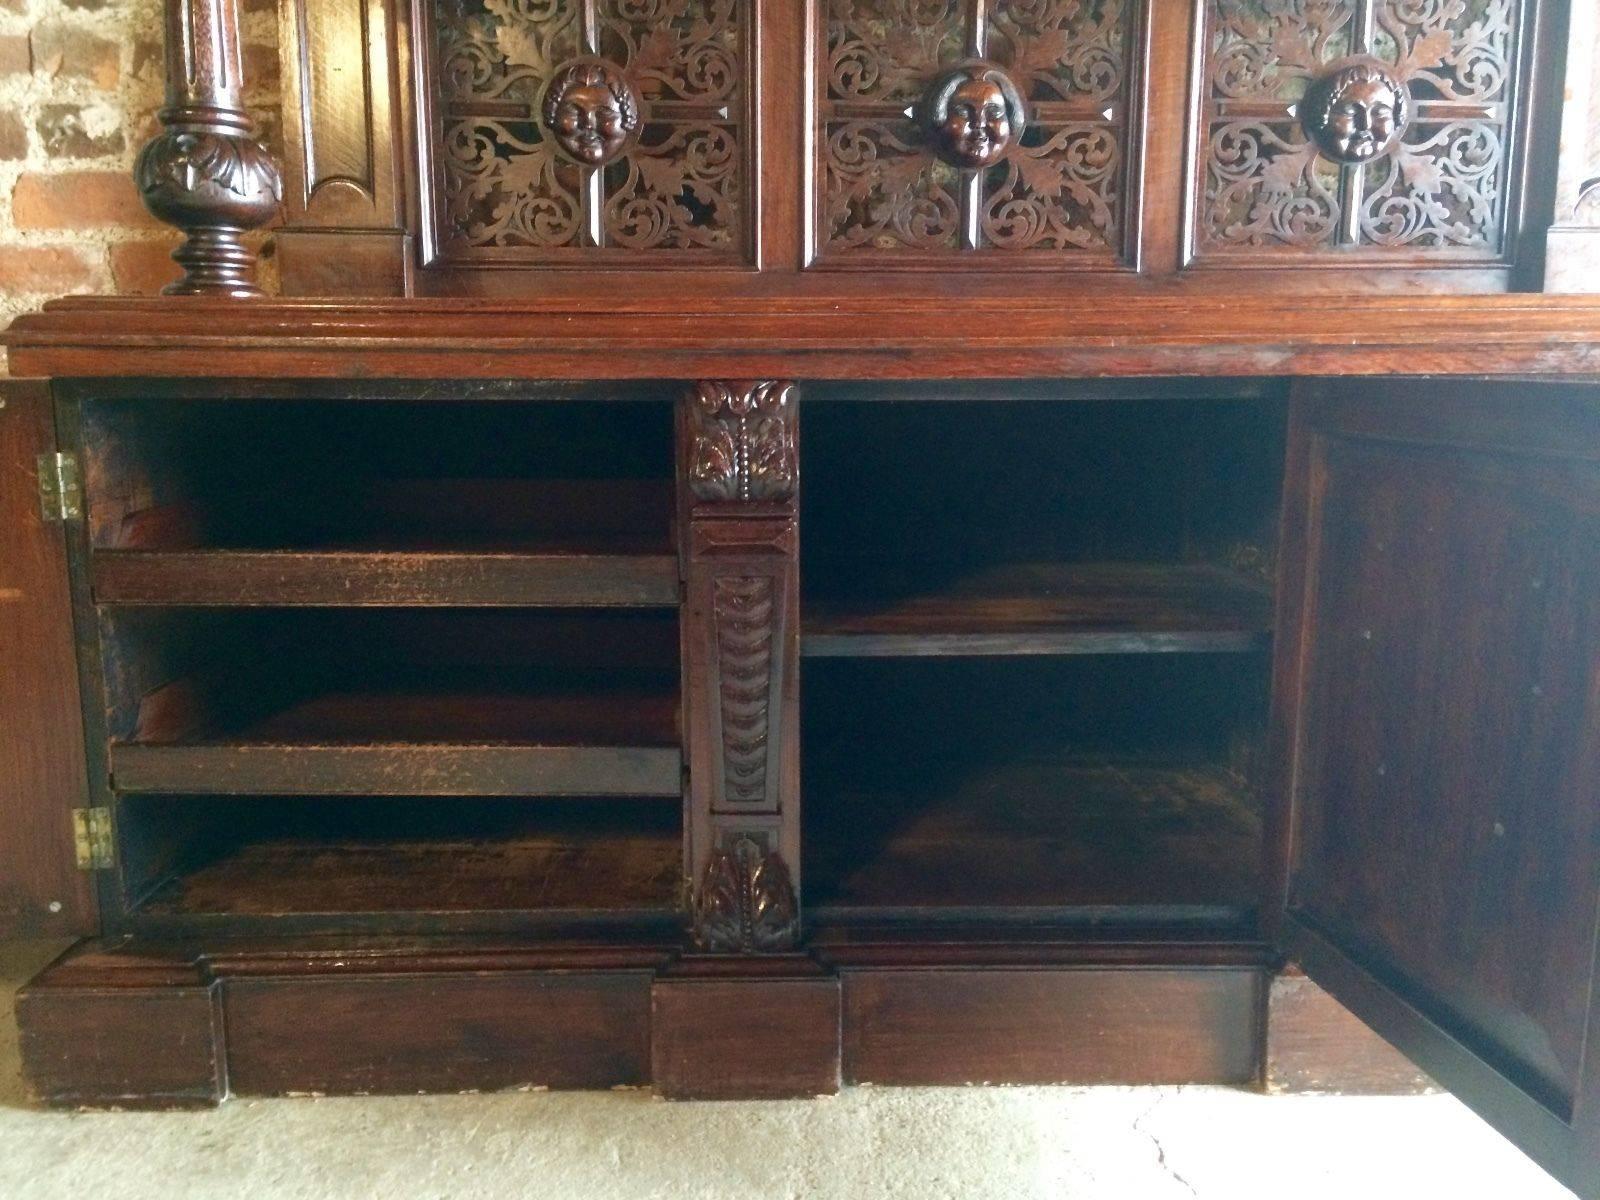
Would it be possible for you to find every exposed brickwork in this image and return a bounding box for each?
[0,0,281,361]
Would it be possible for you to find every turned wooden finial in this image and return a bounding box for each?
[134,0,282,296]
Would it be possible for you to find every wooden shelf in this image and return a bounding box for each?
[92,544,681,608]
[136,809,681,918]
[802,563,1273,657]
[805,757,1262,922]
[110,679,683,797]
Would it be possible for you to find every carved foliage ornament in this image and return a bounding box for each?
[688,381,797,503]
[135,0,282,295]
[430,0,746,261]
[693,836,800,953]
[820,0,1130,259]
[1199,0,1522,257]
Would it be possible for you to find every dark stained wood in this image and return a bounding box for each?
[275,0,412,297]
[110,678,682,796]
[806,758,1261,921]
[136,814,682,918]
[17,945,224,1109]
[92,548,680,608]
[842,967,1262,1086]
[1276,379,1600,1198]
[679,384,803,952]
[13,295,1600,381]
[803,562,1273,657]
[133,0,279,295]
[652,959,842,1099]
[0,380,97,937]
[227,972,651,1094]
[1266,971,1434,1096]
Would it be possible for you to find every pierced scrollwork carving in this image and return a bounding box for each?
[688,381,797,503]
[693,836,800,953]
[713,576,775,806]
[818,0,1131,262]
[429,0,747,262]
[1198,0,1524,259]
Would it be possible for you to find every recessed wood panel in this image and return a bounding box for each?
[226,972,653,1094]
[843,966,1261,1084]
[1290,427,1600,1121]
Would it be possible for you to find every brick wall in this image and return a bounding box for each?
[0,0,280,338]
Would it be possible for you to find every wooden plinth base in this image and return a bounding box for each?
[14,936,1405,1107]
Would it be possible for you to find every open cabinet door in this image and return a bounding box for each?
[0,379,97,937]
[1272,379,1600,1197]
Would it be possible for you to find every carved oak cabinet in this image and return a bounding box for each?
[7,0,1600,1197]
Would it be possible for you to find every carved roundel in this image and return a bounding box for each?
[540,57,644,167]
[1301,57,1411,166]
[918,61,1027,170]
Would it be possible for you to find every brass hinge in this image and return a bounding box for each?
[37,451,82,522]
[72,807,115,871]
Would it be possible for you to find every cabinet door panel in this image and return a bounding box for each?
[0,380,96,937]
[1277,379,1600,1197]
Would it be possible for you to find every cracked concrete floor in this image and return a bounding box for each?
[0,940,1576,1200]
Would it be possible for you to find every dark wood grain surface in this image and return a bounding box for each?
[12,294,1600,380]
[0,380,97,937]
[803,562,1272,657]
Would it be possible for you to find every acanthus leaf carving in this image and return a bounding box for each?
[693,836,800,954]
[688,381,797,503]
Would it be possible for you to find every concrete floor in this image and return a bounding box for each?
[0,940,1575,1200]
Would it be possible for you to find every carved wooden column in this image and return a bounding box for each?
[135,0,281,296]
[678,381,801,954]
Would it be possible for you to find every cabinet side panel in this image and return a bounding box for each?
[0,381,96,937]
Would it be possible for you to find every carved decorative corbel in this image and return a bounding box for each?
[680,382,802,954]
[693,835,800,954]
[135,0,282,296]
[687,381,797,503]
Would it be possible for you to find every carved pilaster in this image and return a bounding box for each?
[135,0,281,296]
[679,382,801,954]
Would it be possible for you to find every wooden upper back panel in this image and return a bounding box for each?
[271,0,1571,297]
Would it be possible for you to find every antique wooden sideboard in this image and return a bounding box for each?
[7,0,1600,1197]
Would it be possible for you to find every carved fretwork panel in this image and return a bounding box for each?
[814,0,1138,267]
[422,0,752,266]
[678,382,801,953]
[1193,0,1530,266]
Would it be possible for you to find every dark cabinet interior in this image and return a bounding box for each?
[5,359,1600,1197]
[4,0,1600,1189]
[800,392,1282,933]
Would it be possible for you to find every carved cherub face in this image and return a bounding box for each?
[1309,63,1408,163]
[943,78,1011,168]
[923,65,1024,169]
[543,63,641,166]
